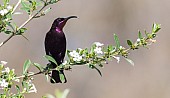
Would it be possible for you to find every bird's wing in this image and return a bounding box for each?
[45,32,51,56]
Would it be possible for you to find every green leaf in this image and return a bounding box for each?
[93,66,102,76]
[48,0,58,4]
[55,89,70,98]
[127,40,133,46]
[45,74,49,81]
[21,0,31,14]
[43,7,51,15]
[89,64,102,76]
[113,34,120,49]
[22,81,29,91]
[3,0,9,6]
[16,28,27,35]
[44,55,58,65]
[33,63,43,71]
[124,58,134,66]
[4,30,12,34]
[15,85,20,93]
[152,23,161,33]
[23,60,31,74]
[45,94,55,98]
[59,71,65,83]
[138,31,142,39]
[5,22,15,31]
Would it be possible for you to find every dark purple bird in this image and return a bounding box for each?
[45,16,77,83]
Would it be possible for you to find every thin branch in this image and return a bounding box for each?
[0,33,15,48]
[15,71,44,79]
[18,4,46,30]
[12,0,22,14]
[0,3,46,48]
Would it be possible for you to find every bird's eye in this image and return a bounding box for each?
[58,18,64,21]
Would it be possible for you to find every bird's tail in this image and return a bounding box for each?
[50,70,67,83]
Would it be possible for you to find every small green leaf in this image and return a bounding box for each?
[22,81,29,91]
[15,85,20,93]
[124,58,134,66]
[113,34,120,49]
[5,22,15,31]
[43,7,51,15]
[93,66,102,76]
[16,28,27,35]
[45,74,49,81]
[23,60,31,74]
[138,31,142,39]
[45,94,55,98]
[127,40,133,46]
[4,30,12,34]
[59,71,65,83]
[33,63,43,71]
[44,55,58,65]
[55,89,70,98]
[48,0,58,4]
[89,64,102,76]
[21,0,31,14]
[152,23,161,33]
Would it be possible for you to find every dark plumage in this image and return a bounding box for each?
[45,16,77,83]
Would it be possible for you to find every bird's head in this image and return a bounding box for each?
[52,16,77,31]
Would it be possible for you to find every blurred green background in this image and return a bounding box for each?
[0,0,169,98]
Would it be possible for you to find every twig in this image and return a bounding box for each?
[0,3,46,48]
[18,5,46,30]
[15,71,44,79]
[12,0,22,14]
[0,33,15,48]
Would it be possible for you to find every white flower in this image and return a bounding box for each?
[69,50,83,62]
[94,47,103,54]
[69,50,79,57]
[28,80,37,93]
[0,79,8,88]
[29,83,37,93]
[73,56,82,62]
[0,9,8,16]
[1,61,7,65]
[2,67,10,73]
[113,56,120,63]
[78,48,83,51]
[7,5,12,10]
[62,61,67,65]
[137,38,140,42]
[119,46,123,49]
[94,42,104,47]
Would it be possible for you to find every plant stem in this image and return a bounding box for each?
[18,5,46,30]
[12,0,22,14]
[0,3,47,48]
[15,71,44,79]
[0,33,15,47]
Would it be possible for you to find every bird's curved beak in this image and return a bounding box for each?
[59,16,77,29]
[66,16,78,20]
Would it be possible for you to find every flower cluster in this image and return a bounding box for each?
[0,61,10,89]
[69,50,82,62]
[0,79,8,89]
[0,60,37,97]
[94,42,104,54]
[0,5,13,16]
[23,80,37,93]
